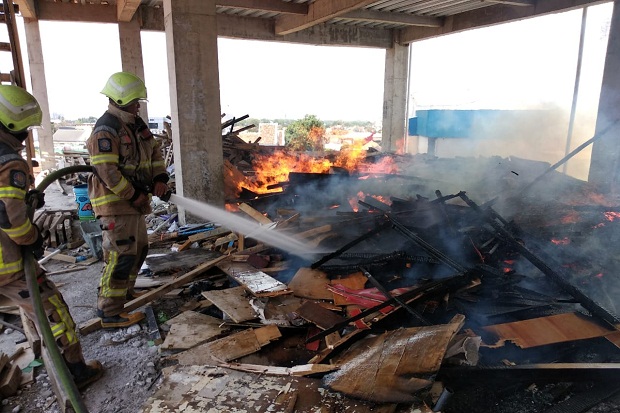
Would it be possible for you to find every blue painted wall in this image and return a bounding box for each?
[408,109,545,139]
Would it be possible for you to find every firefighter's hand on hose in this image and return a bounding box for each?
[131,191,150,214]
[30,227,45,259]
[152,181,169,198]
[25,189,45,209]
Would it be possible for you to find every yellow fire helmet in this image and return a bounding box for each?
[100,72,148,107]
[0,85,42,132]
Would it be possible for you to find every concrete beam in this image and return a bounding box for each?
[382,42,409,152]
[164,0,225,217]
[117,0,141,22]
[141,6,392,48]
[588,0,620,192]
[275,0,377,35]
[37,1,116,23]
[216,0,308,15]
[119,16,148,121]
[400,0,607,43]
[340,9,443,27]
[14,0,36,19]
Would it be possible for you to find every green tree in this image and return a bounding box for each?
[285,114,326,151]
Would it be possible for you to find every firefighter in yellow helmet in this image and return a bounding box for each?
[0,85,103,389]
[86,72,169,328]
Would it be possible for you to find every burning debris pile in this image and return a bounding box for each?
[124,139,620,412]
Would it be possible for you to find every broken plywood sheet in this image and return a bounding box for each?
[145,249,222,273]
[261,295,306,326]
[218,261,291,297]
[201,286,257,323]
[296,300,346,330]
[288,267,332,300]
[142,365,398,413]
[172,325,281,365]
[160,311,229,352]
[323,320,464,403]
[482,312,617,349]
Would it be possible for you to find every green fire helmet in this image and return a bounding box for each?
[0,85,42,132]
[101,72,148,106]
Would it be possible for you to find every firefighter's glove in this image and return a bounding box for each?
[25,189,45,209]
[30,227,45,259]
[131,191,150,215]
[152,181,169,199]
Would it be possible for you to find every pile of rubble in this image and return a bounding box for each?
[67,151,620,412]
[18,114,620,412]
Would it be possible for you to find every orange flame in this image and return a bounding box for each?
[604,211,620,222]
[550,237,570,245]
[560,212,579,224]
[240,144,399,195]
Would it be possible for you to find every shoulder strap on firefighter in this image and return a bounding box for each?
[93,111,122,137]
[0,141,25,167]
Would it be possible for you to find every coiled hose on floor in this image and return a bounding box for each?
[25,165,94,413]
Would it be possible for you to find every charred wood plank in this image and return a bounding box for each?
[359,266,429,325]
[387,214,468,273]
[310,220,391,269]
[221,114,249,131]
[305,273,470,343]
[459,192,620,326]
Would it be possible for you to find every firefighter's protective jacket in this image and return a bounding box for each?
[86,104,168,217]
[0,130,40,287]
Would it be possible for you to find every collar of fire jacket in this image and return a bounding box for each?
[107,103,136,125]
[0,129,25,152]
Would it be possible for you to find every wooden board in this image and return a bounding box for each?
[325,321,464,403]
[201,286,257,323]
[161,311,229,351]
[145,249,223,273]
[173,325,281,365]
[218,261,291,297]
[238,203,273,225]
[288,267,332,300]
[79,254,230,335]
[11,343,34,386]
[296,301,347,330]
[482,312,617,349]
[0,363,21,397]
[142,365,398,413]
[19,308,41,357]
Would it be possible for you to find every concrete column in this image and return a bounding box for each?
[588,1,620,193]
[163,0,224,222]
[382,42,410,152]
[23,19,55,170]
[119,16,149,121]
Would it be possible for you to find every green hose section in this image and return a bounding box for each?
[25,165,95,413]
[36,165,93,193]
[24,253,89,413]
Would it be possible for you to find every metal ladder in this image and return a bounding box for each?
[0,0,36,173]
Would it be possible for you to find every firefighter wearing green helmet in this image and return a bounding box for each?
[86,72,169,329]
[0,85,103,389]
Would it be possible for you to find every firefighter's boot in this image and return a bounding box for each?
[97,310,145,329]
[66,360,104,390]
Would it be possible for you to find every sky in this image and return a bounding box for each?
[0,3,614,124]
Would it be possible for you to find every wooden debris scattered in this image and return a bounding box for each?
[217,261,291,297]
[173,325,281,365]
[201,286,257,323]
[161,311,229,352]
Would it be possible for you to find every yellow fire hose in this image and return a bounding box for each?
[25,165,94,413]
